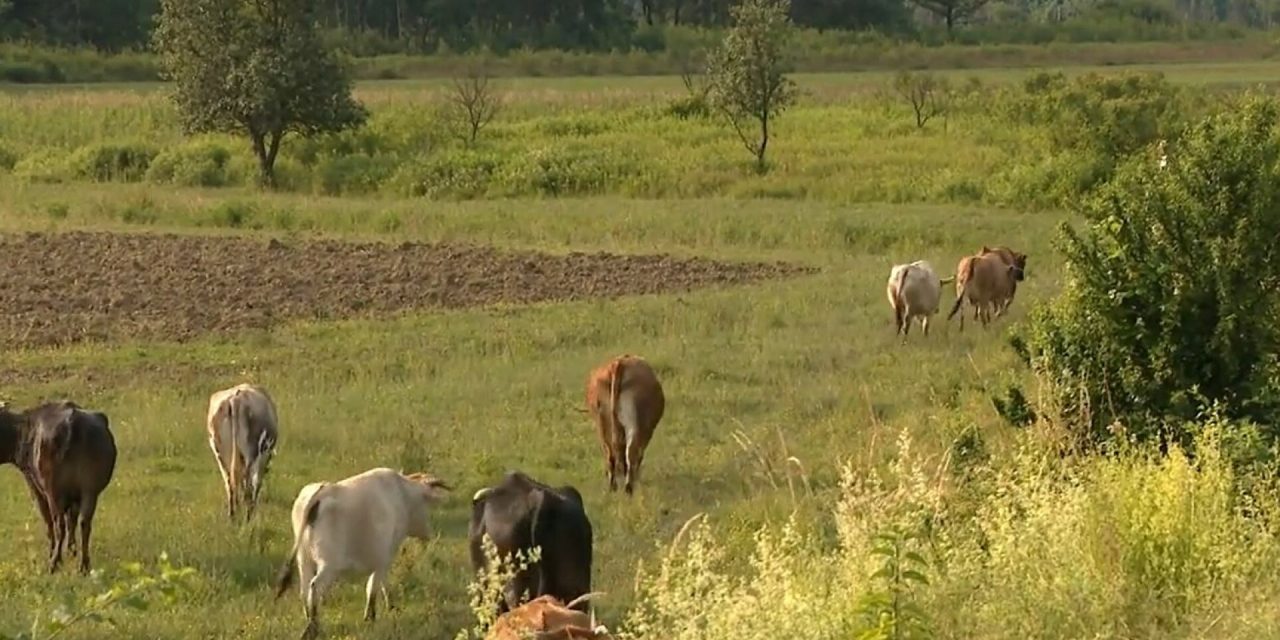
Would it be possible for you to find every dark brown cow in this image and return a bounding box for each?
[0,401,117,574]
[585,355,665,495]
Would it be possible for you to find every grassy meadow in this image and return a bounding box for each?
[2,58,1280,639]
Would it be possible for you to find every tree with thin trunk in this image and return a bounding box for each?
[448,60,503,148]
[909,0,991,36]
[707,0,798,174]
[153,0,367,188]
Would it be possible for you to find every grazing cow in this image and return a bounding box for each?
[486,594,612,640]
[585,355,665,495]
[0,401,116,575]
[206,383,279,521]
[273,467,452,640]
[977,245,1028,316]
[469,471,594,617]
[886,260,954,340]
[947,253,1022,331]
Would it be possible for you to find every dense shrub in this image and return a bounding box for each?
[12,150,71,183]
[316,154,396,195]
[1023,97,1280,448]
[390,150,505,198]
[146,140,235,187]
[504,144,640,196]
[69,142,158,182]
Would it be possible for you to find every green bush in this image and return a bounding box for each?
[1023,96,1280,448]
[316,154,396,195]
[146,140,235,187]
[504,144,639,196]
[13,150,72,183]
[390,150,505,198]
[69,142,158,182]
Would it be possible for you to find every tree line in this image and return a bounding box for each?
[1,0,1277,53]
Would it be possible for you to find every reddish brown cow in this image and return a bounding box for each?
[0,400,117,574]
[947,253,1021,331]
[978,245,1028,316]
[486,594,612,640]
[585,355,665,495]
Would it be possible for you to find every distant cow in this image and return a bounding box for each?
[886,260,954,340]
[206,383,279,521]
[486,594,612,640]
[947,253,1022,331]
[469,471,594,617]
[274,467,452,640]
[977,245,1028,316]
[0,400,116,574]
[585,355,665,495]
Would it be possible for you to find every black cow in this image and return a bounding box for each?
[468,471,593,615]
[0,401,117,574]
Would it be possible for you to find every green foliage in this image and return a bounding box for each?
[1025,96,1280,447]
[2,553,197,640]
[453,534,542,640]
[146,140,235,187]
[153,0,368,187]
[68,142,157,182]
[991,384,1036,428]
[856,526,934,640]
[707,0,799,172]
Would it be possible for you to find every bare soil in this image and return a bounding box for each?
[0,231,815,350]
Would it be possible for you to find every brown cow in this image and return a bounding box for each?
[585,355,665,495]
[947,253,1021,331]
[978,245,1028,316]
[486,594,612,640]
[0,400,117,574]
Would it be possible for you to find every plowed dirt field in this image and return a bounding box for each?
[0,231,814,350]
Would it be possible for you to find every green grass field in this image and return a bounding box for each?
[1,58,1278,640]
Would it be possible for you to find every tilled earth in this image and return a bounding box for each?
[0,231,815,350]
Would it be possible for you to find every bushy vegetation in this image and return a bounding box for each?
[622,425,1280,639]
[1022,96,1280,449]
[0,68,1218,210]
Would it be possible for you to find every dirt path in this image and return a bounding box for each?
[0,231,815,350]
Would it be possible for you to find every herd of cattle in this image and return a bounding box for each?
[888,244,1029,340]
[0,353,667,640]
[0,243,1026,638]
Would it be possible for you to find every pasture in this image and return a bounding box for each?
[1,60,1278,639]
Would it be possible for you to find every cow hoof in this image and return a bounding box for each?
[300,621,319,640]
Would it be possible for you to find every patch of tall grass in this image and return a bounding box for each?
[622,422,1280,639]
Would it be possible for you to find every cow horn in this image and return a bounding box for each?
[472,487,491,503]
[565,591,606,610]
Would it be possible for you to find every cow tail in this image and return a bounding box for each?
[529,490,547,600]
[227,393,242,503]
[274,485,326,599]
[609,358,626,451]
[947,259,975,321]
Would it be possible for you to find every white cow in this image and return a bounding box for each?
[273,467,452,640]
[206,383,279,521]
[886,260,952,341]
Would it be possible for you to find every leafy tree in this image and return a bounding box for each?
[1023,96,1280,449]
[909,0,991,35]
[153,0,368,187]
[706,0,798,173]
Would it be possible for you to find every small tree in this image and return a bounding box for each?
[893,71,950,129]
[1023,96,1280,449]
[448,60,503,148]
[910,0,991,35]
[707,0,798,173]
[153,0,368,188]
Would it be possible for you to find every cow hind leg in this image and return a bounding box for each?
[364,569,388,622]
[63,500,81,559]
[78,495,98,575]
[618,389,644,495]
[209,437,235,519]
[303,564,338,640]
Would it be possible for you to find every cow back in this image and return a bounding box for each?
[28,403,116,492]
